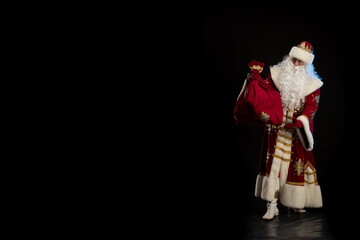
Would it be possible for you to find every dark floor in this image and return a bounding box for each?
[209,192,352,240]
[241,201,336,240]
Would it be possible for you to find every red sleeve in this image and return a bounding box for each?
[301,88,321,122]
[294,88,321,151]
[297,88,321,133]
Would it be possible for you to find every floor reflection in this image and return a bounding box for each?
[242,210,336,240]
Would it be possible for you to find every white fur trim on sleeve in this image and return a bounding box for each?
[297,115,313,151]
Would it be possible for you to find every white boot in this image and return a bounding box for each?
[293,208,306,213]
[262,200,279,220]
[288,208,306,213]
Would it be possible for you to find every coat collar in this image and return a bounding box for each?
[270,66,323,97]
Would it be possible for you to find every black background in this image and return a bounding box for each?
[199,4,359,239]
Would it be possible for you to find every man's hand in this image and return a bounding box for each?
[284,119,303,129]
[248,60,264,73]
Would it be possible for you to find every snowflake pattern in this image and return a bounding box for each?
[293,159,304,176]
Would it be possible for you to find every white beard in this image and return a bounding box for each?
[276,57,308,110]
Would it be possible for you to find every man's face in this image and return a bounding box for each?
[291,57,305,66]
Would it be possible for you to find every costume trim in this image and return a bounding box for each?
[289,46,314,64]
[279,183,323,208]
[297,115,313,151]
[269,66,323,97]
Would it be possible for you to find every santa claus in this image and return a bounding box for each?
[234,41,324,220]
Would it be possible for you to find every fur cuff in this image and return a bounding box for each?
[297,115,313,151]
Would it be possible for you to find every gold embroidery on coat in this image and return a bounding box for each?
[293,158,304,176]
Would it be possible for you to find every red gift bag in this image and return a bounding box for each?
[234,76,283,127]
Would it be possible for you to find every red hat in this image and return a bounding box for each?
[289,41,314,64]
